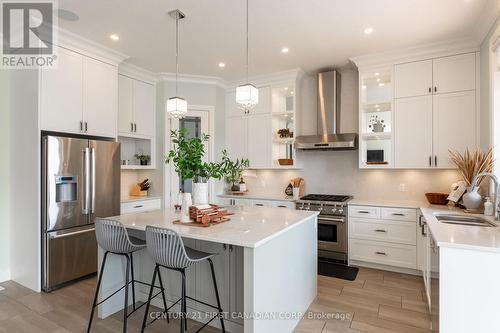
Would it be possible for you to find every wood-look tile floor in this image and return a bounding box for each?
[0,267,430,333]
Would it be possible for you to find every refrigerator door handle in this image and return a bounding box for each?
[83,147,90,214]
[91,147,96,214]
[49,227,95,239]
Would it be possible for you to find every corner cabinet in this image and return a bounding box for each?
[40,46,118,138]
[354,50,478,169]
[224,70,302,169]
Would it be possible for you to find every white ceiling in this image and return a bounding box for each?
[57,0,499,80]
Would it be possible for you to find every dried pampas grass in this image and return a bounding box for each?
[448,148,494,186]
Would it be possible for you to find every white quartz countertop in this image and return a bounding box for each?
[217,193,296,202]
[349,198,429,209]
[421,206,500,253]
[121,196,162,203]
[107,206,318,248]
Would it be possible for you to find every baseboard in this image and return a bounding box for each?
[0,269,11,283]
[349,260,422,276]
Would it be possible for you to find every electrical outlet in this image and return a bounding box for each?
[399,183,406,192]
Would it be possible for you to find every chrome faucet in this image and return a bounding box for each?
[472,172,500,220]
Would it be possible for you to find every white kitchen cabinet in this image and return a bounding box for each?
[271,201,295,209]
[394,95,433,168]
[83,57,117,137]
[251,200,271,207]
[40,46,118,138]
[433,53,475,94]
[433,90,476,168]
[225,117,248,161]
[394,60,433,98]
[118,75,134,133]
[133,80,156,136]
[40,47,84,134]
[120,198,161,214]
[118,74,156,137]
[247,114,272,168]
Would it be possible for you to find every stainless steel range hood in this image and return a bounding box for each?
[295,71,358,150]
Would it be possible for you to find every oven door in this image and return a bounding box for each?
[317,216,347,256]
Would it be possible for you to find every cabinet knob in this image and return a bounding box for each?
[428,87,431,93]
[131,123,134,132]
[85,122,88,133]
[375,251,387,256]
[434,155,437,167]
[434,87,437,93]
[429,156,432,167]
[80,121,83,132]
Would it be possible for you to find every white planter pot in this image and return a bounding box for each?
[193,182,209,205]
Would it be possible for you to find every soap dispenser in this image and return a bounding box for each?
[484,197,494,216]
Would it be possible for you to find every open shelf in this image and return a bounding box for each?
[118,135,156,169]
[361,132,392,140]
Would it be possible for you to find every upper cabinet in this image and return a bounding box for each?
[40,46,118,138]
[118,74,156,137]
[355,50,478,169]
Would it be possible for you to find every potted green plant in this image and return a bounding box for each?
[219,149,250,192]
[134,153,151,166]
[166,129,223,204]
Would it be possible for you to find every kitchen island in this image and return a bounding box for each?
[97,205,318,333]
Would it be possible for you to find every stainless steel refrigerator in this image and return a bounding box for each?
[42,135,120,292]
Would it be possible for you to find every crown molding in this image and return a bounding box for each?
[226,68,305,91]
[157,72,228,89]
[474,1,500,45]
[56,27,129,66]
[350,37,480,70]
[118,62,157,85]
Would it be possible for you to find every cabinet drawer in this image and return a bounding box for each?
[381,207,417,221]
[121,198,161,214]
[251,200,271,207]
[271,201,295,209]
[350,218,416,245]
[350,239,417,269]
[349,205,380,219]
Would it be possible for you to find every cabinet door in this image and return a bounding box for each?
[433,91,476,168]
[394,96,433,168]
[83,58,117,137]
[229,246,244,325]
[251,200,271,207]
[133,80,156,136]
[394,60,433,98]
[225,117,247,160]
[226,91,245,117]
[118,75,134,134]
[40,47,83,134]
[247,114,272,168]
[251,86,272,115]
[433,53,475,94]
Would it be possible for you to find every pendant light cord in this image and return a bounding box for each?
[175,12,179,97]
[246,0,249,83]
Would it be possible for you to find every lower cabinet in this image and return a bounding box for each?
[348,204,418,270]
[217,196,295,209]
[120,198,161,214]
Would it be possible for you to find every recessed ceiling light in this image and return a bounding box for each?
[284,87,289,91]
[376,78,381,82]
[109,34,119,41]
[364,27,374,35]
[362,85,367,89]
[218,62,226,68]
[281,47,289,54]
[378,83,385,87]
[374,72,379,76]
[290,91,294,95]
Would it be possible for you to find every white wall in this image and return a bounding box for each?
[0,70,11,282]
[244,68,459,201]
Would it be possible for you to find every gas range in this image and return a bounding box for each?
[296,194,352,216]
[296,194,353,263]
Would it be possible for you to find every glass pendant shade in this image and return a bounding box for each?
[166,96,187,118]
[236,83,259,110]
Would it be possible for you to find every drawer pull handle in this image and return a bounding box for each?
[392,213,405,216]
[375,251,387,256]
[255,204,264,206]
[358,211,370,214]
[133,205,144,208]
[277,205,287,208]
[374,229,387,233]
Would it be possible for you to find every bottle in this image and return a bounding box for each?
[484,197,494,216]
[239,178,247,192]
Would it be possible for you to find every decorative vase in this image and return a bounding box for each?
[180,193,192,223]
[140,160,148,166]
[193,182,209,205]
[462,186,482,210]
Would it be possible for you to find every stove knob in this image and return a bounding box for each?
[331,207,338,214]
[338,208,344,214]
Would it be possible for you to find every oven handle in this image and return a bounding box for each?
[318,217,345,224]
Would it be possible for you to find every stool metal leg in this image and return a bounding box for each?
[208,258,226,333]
[156,267,170,324]
[180,269,187,333]
[87,251,109,333]
[123,254,131,333]
[130,252,136,311]
[141,264,158,333]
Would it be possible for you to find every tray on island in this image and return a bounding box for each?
[173,204,233,227]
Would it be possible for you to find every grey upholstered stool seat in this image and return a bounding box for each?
[141,226,226,333]
[88,219,169,333]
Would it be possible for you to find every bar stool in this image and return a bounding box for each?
[87,219,170,333]
[141,226,226,333]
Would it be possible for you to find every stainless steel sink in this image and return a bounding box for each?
[434,214,496,227]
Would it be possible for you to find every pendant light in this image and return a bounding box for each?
[235,0,258,112]
[166,9,187,118]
